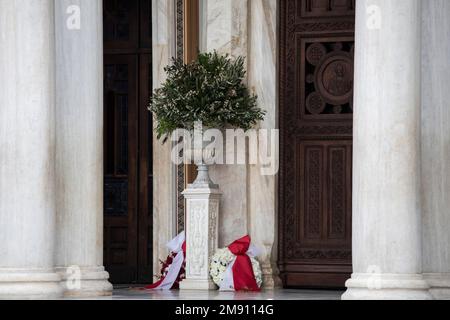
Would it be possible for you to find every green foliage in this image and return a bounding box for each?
[149,51,266,142]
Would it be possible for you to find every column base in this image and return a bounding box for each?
[261,264,283,290]
[57,266,113,298]
[342,274,432,300]
[424,273,450,300]
[180,279,217,291]
[0,268,63,300]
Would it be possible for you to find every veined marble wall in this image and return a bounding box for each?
[200,0,250,246]
[200,0,248,59]
[199,0,280,287]
[152,0,178,281]
[247,0,280,289]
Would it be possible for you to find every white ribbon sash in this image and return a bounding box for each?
[153,231,185,291]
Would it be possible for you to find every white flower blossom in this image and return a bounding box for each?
[209,248,263,289]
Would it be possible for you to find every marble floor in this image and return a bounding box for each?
[81,287,343,300]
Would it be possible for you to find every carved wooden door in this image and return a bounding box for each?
[279,0,355,288]
[103,0,153,284]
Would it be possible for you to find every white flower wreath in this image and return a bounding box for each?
[209,248,263,290]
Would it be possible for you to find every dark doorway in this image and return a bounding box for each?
[103,0,153,284]
[278,0,355,288]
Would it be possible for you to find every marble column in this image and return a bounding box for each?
[54,0,112,297]
[421,0,450,300]
[152,0,178,279]
[343,0,432,300]
[248,0,281,289]
[0,0,63,299]
[200,0,250,246]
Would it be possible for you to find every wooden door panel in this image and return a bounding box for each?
[103,0,153,285]
[279,0,354,288]
[296,141,352,250]
[104,0,139,51]
[299,0,355,18]
[137,54,153,283]
[104,54,139,284]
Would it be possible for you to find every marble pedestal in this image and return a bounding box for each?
[180,167,221,291]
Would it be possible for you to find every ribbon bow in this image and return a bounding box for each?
[220,235,261,292]
[145,231,186,290]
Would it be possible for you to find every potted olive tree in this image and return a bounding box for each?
[149,51,265,186]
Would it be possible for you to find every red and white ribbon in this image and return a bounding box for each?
[145,231,186,291]
[220,235,261,292]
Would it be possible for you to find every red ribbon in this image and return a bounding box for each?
[144,241,186,290]
[144,278,164,290]
[228,235,260,292]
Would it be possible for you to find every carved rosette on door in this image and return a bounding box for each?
[279,0,355,289]
[305,42,354,116]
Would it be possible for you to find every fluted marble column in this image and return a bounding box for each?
[0,0,63,299]
[54,0,112,297]
[421,0,450,300]
[343,0,431,300]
